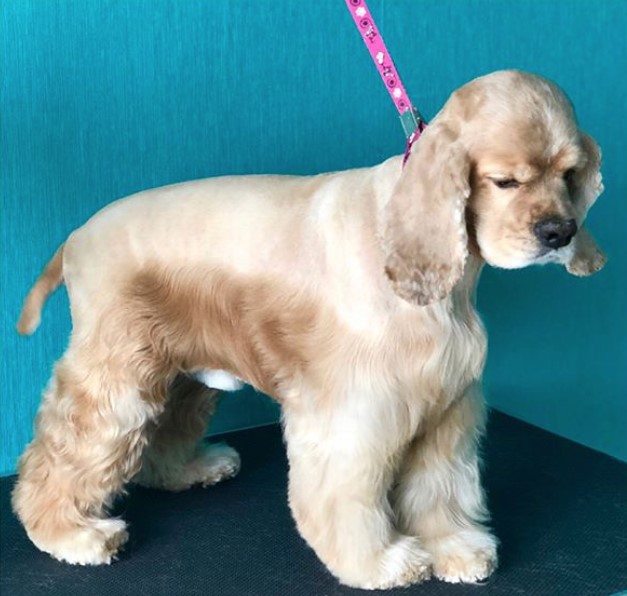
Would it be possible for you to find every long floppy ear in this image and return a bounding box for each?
[382,122,471,305]
[566,226,606,276]
[566,132,607,276]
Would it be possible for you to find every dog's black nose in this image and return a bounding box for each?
[533,217,577,249]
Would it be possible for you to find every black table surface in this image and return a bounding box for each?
[1,410,626,596]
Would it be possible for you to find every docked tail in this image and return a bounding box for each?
[17,244,65,335]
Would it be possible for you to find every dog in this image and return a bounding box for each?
[12,70,605,589]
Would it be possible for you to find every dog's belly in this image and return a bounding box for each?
[192,370,244,392]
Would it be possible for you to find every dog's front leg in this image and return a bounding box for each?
[282,397,432,590]
[392,388,498,584]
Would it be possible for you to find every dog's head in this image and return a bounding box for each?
[383,70,605,305]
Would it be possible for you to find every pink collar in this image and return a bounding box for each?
[344,0,427,165]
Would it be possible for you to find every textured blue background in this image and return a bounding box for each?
[2,0,626,475]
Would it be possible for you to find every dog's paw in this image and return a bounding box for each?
[425,528,497,584]
[32,518,128,566]
[358,537,432,590]
[135,442,241,492]
[192,442,241,488]
[159,442,240,491]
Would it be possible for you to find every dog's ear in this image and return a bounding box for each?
[382,122,471,305]
[566,226,607,276]
[566,132,606,276]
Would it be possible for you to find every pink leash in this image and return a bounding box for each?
[344,0,427,164]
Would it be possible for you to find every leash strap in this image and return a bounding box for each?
[344,0,427,163]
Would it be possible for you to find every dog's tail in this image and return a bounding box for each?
[17,244,65,335]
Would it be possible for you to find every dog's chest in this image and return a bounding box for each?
[387,299,487,404]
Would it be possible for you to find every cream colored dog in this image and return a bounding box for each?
[13,70,605,589]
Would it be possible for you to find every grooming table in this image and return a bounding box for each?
[2,411,626,596]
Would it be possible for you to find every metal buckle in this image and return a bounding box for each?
[399,107,423,138]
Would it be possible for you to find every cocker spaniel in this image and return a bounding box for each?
[13,70,605,589]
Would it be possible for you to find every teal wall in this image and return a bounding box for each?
[2,1,626,475]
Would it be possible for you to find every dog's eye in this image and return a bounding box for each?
[492,179,520,189]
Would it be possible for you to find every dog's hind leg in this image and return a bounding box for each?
[12,349,162,565]
[133,376,240,492]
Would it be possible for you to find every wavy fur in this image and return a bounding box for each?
[13,70,604,588]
